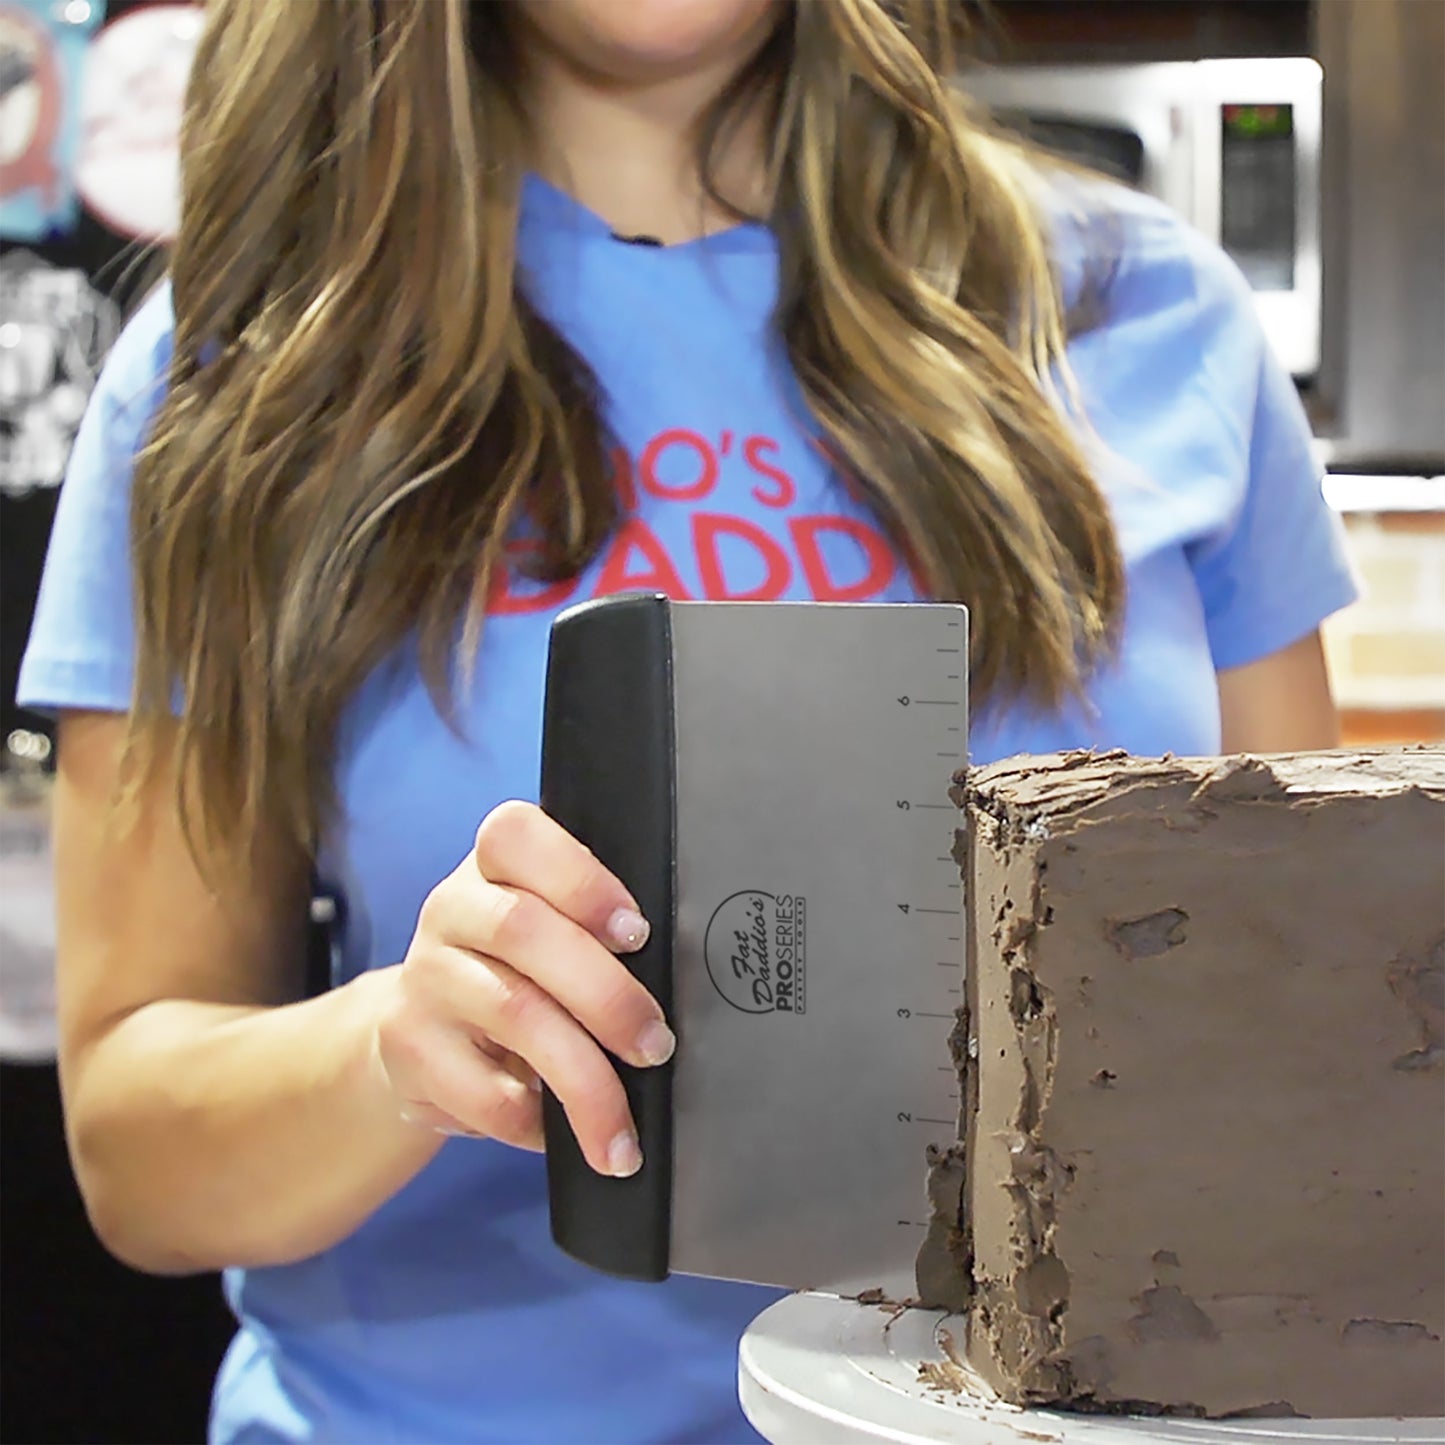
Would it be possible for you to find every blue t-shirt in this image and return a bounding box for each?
[18,176,1356,1445]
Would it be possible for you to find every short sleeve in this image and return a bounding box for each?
[16,284,174,716]
[1183,266,1359,671]
[1049,179,1358,675]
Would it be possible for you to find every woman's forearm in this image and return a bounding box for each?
[64,964,442,1275]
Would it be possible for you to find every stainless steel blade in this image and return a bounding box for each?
[667,601,968,1297]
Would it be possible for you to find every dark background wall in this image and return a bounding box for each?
[3,4,232,1442]
[1,1066,234,1443]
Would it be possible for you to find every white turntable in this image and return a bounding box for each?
[739,1294,1445,1445]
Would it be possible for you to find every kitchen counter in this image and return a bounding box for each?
[1318,474,1445,744]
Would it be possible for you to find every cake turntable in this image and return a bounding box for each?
[738,1294,1445,1445]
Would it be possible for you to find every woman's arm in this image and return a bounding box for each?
[55,709,667,1278]
[54,710,442,1275]
[1216,630,1341,754]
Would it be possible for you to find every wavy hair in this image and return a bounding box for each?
[129,0,1124,869]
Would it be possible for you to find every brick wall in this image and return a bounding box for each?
[1323,510,1445,745]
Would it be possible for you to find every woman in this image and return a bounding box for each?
[19,1,1354,1441]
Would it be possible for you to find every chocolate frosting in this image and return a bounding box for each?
[921,749,1445,1419]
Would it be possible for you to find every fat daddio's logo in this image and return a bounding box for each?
[704,890,807,1016]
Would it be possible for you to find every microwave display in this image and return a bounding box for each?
[1221,103,1297,291]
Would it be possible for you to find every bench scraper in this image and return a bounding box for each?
[539,593,968,1299]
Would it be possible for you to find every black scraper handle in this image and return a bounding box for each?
[539,593,676,1281]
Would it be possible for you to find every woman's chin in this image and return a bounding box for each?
[512,0,782,84]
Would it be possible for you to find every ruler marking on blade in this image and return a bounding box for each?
[896,606,967,1284]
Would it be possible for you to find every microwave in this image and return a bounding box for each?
[964,58,1323,380]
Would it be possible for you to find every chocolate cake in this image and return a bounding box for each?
[918,749,1445,1420]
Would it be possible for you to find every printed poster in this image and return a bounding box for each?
[76,2,200,240]
[0,247,119,495]
[0,0,103,242]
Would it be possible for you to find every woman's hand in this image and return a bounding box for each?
[374,801,674,1179]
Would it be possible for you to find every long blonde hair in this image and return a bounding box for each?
[130,0,1124,869]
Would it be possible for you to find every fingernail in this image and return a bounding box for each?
[635,1018,676,1067]
[608,907,650,953]
[528,1074,543,1093]
[607,1130,643,1178]
[438,1125,481,1139]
